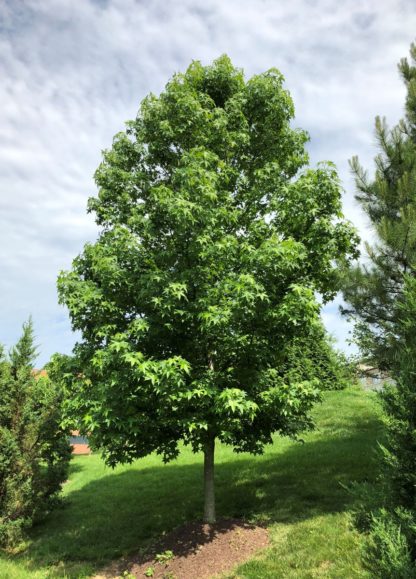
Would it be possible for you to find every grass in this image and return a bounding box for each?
[0,386,383,578]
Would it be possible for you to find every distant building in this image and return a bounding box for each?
[357,364,391,391]
[69,431,91,455]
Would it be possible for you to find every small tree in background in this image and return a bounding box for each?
[58,56,358,523]
[0,319,71,547]
[284,322,356,391]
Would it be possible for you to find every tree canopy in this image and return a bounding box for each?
[58,55,358,522]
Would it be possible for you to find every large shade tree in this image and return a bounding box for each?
[342,43,416,371]
[58,56,357,523]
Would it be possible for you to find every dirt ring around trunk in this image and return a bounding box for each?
[94,518,269,579]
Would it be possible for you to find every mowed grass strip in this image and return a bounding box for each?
[0,386,382,578]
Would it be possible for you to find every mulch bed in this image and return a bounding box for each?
[94,519,269,579]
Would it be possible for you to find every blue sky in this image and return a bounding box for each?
[1,0,415,366]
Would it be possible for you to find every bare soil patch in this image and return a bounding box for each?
[94,519,269,579]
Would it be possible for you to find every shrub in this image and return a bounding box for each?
[351,276,416,574]
[363,508,416,578]
[0,319,71,548]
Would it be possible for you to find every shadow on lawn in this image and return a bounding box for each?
[67,460,86,478]
[17,410,382,577]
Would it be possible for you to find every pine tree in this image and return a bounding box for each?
[344,42,416,577]
[342,43,416,371]
[0,320,71,547]
[357,276,416,578]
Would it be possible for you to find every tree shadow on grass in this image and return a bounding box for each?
[16,411,381,577]
[67,460,86,478]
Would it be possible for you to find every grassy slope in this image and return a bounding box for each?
[0,386,382,578]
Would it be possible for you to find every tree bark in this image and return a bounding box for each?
[203,433,216,524]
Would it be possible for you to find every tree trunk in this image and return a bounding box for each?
[203,433,216,524]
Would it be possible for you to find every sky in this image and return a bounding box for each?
[1,0,416,366]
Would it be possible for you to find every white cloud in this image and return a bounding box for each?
[1,0,415,364]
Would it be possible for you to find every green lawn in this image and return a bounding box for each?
[0,386,382,578]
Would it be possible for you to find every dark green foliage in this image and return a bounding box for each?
[284,323,355,391]
[343,42,416,575]
[0,320,71,548]
[353,276,416,575]
[363,508,416,578]
[342,43,416,371]
[58,56,358,519]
